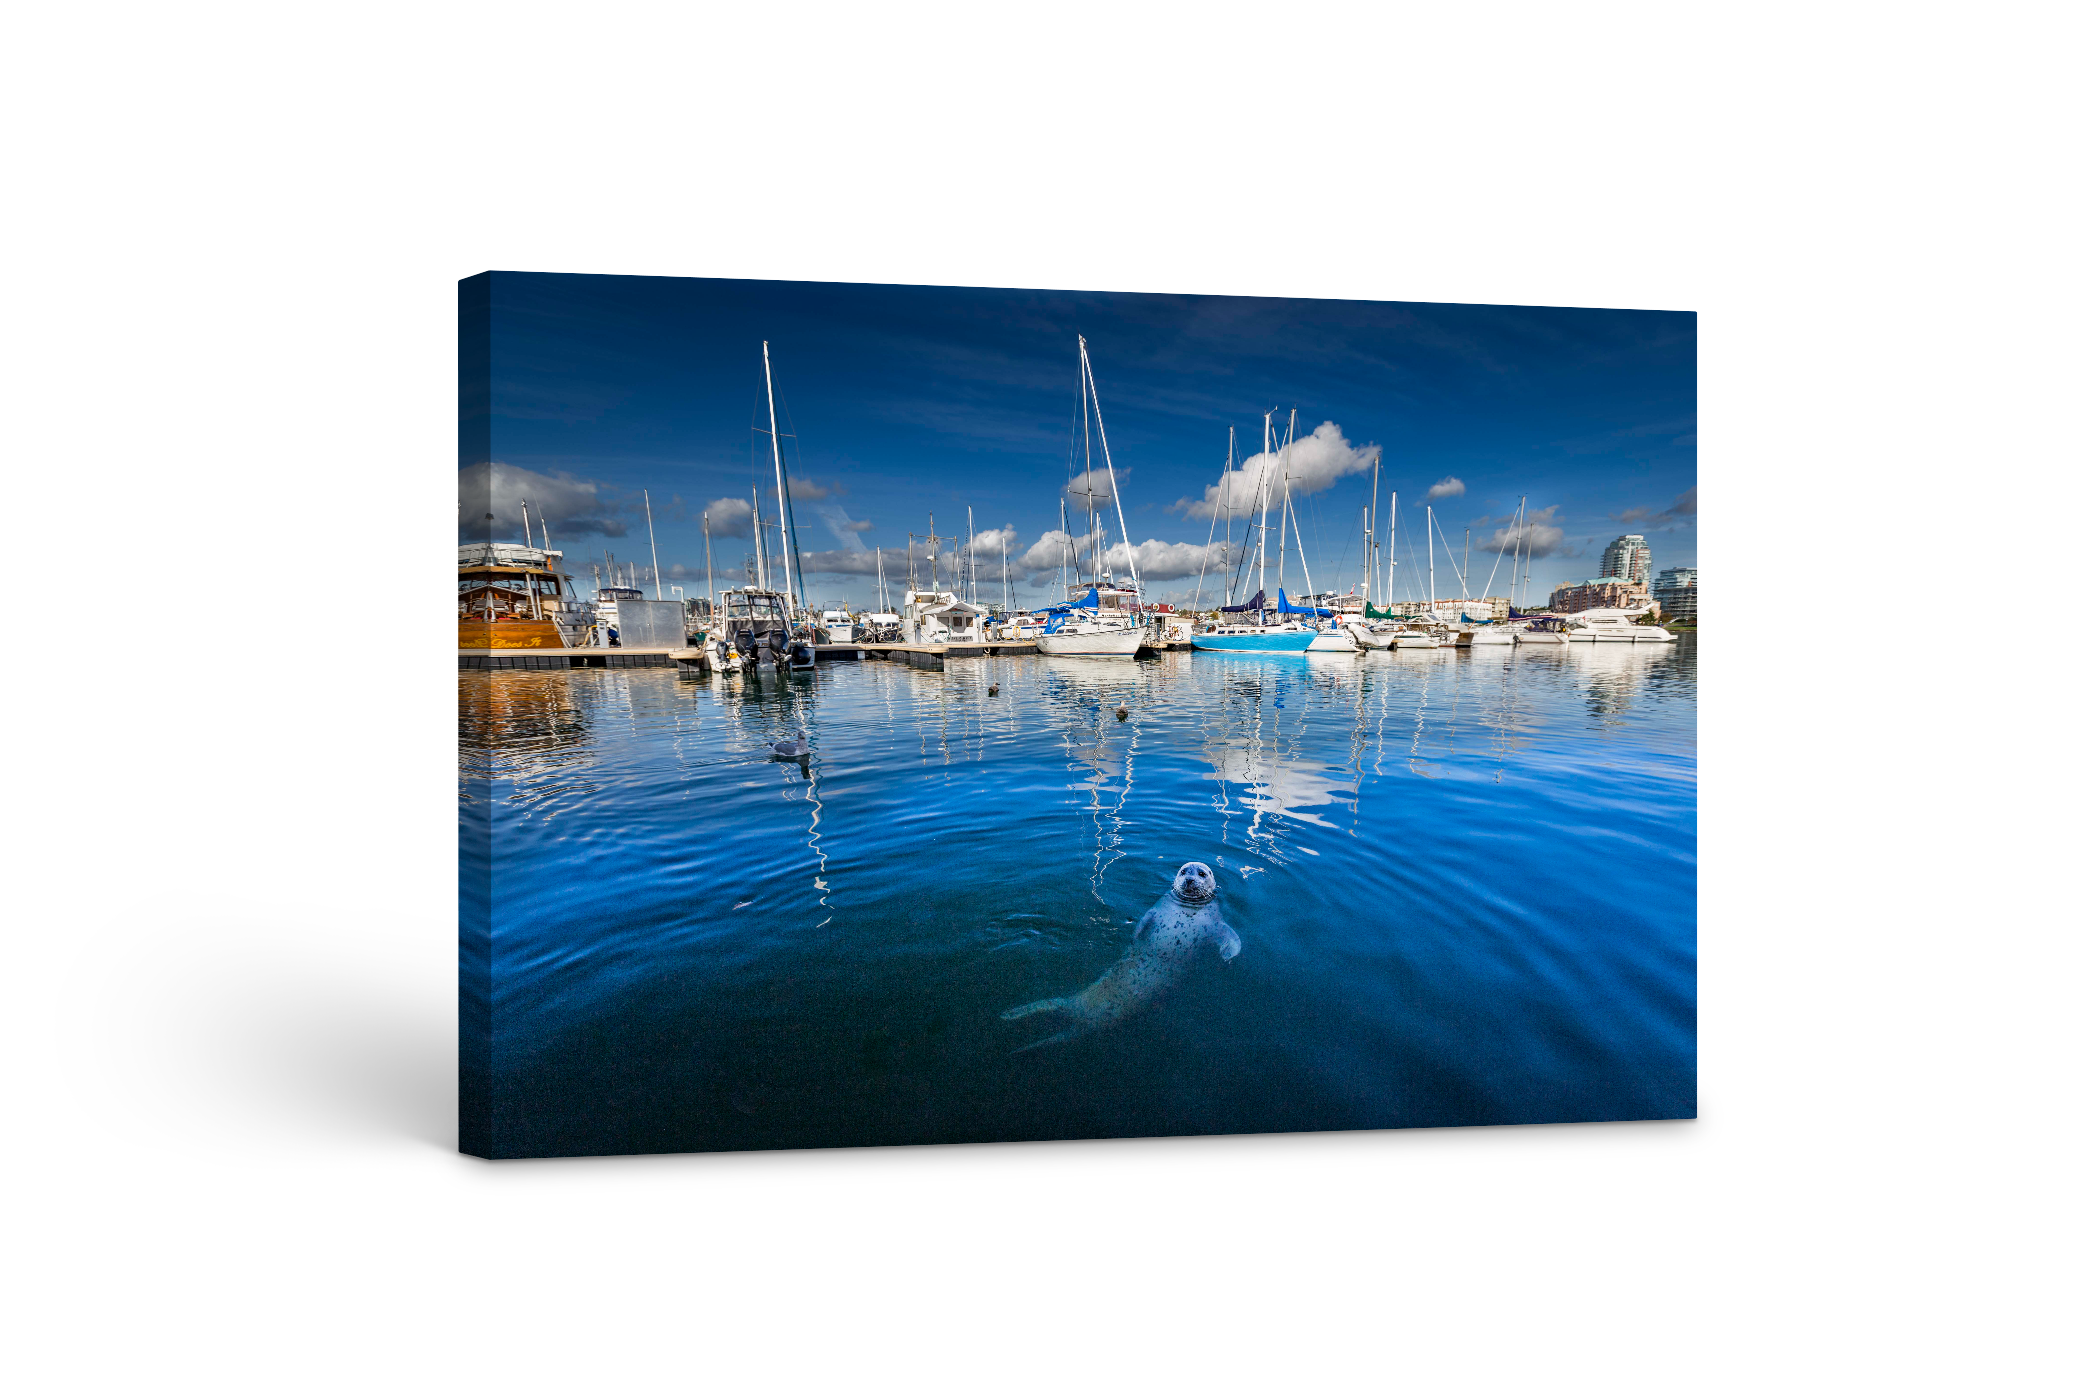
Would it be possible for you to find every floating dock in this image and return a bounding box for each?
[461,638,1192,674]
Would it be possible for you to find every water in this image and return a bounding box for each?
[460,640,1696,1158]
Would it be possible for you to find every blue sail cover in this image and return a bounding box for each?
[1220,590,1265,614]
[1073,587,1099,609]
[1278,590,1335,618]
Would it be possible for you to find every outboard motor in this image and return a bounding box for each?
[735,626,760,669]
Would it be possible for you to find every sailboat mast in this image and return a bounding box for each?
[1386,492,1397,607]
[1195,426,1229,612]
[751,486,768,590]
[1258,411,1273,602]
[644,489,662,600]
[1365,447,1379,601]
[1283,413,1315,600]
[1427,506,1434,612]
[703,513,715,620]
[762,342,796,610]
[1060,497,1070,597]
[1079,336,1139,599]
[967,506,976,604]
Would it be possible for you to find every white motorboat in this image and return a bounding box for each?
[814,607,857,643]
[1515,620,1569,645]
[1306,624,1358,653]
[1563,607,1676,642]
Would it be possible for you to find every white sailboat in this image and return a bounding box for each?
[1037,336,1144,659]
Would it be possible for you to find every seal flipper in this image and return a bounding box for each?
[1215,923,1242,960]
[1001,997,1070,1021]
[1012,1027,1082,1054]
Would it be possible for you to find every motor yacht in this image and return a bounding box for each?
[1562,607,1676,642]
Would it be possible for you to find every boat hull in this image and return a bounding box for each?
[1515,631,1568,645]
[460,618,565,649]
[1305,630,1358,652]
[1035,630,1143,658]
[1191,632,1318,653]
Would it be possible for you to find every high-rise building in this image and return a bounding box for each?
[1654,566,1696,622]
[1600,534,1652,587]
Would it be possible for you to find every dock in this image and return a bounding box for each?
[462,638,1192,675]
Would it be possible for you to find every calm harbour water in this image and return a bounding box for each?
[460,639,1695,1158]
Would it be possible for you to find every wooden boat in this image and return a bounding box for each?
[460,542,567,649]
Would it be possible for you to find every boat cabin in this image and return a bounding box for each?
[459,542,567,649]
[928,600,986,643]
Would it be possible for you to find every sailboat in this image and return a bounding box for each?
[1036,336,1143,659]
[1192,413,1344,653]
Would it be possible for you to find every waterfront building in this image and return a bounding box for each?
[1600,535,1652,587]
[1654,566,1697,622]
[1548,578,1654,614]
[1390,597,1511,621]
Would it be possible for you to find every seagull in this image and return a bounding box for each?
[770,729,811,759]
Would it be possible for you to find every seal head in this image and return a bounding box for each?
[1170,861,1217,906]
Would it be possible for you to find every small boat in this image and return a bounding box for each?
[714,587,799,670]
[1513,615,1569,645]
[814,607,857,644]
[1191,623,1317,653]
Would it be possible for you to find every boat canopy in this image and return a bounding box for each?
[1220,590,1266,614]
[1278,590,1334,618]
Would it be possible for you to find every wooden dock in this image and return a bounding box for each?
[461,638,1193,674]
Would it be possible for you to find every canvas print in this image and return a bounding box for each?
[459,273,1697,1159]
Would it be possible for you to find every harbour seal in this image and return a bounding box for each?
[1001,862,1240,1052]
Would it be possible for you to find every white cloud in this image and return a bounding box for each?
[1469,505,1579,554]
[700,496,763,540]
[1425,476,1465,501]
[814,501,871,550]
[787,475,830,500]
[1063,467,1125,514]
[966,526,1020,561]
[1101,538,1229,581]
[459,461,625,540]
[1176,422,1377,521]
[1019,527,1089,572]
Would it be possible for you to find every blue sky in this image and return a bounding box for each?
[462,273,1695,610]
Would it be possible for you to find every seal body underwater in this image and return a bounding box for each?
[1001,862,1240,1052]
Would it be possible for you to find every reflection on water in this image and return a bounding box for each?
[461,638,1696,1157]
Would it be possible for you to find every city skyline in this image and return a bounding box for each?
[461,274,1697,610]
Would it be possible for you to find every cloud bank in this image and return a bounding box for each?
[1610,487,1698,525]
[1175,422,1377,521]
[1472,505,1582,558]
[459,461,626,540]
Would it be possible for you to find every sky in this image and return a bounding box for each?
[461,274,1695,611]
